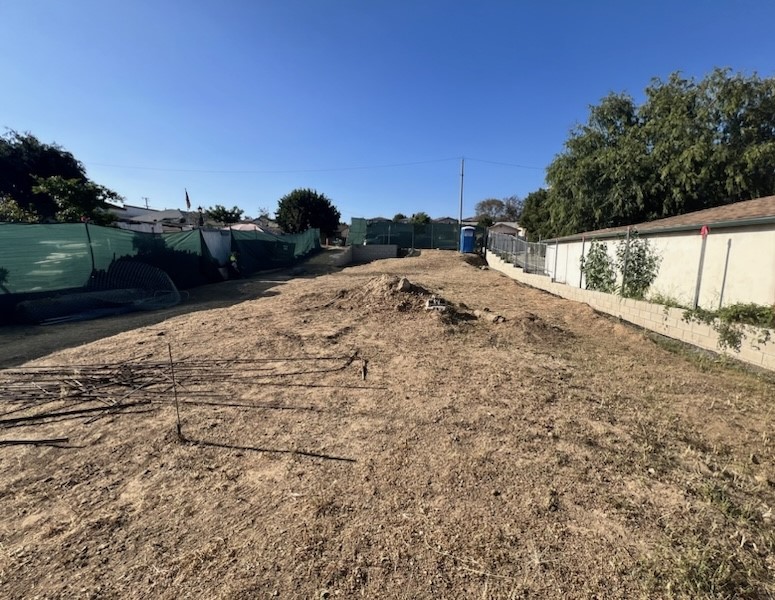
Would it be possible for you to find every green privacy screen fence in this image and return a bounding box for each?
[0,223,320,324]
[347,219,485,249]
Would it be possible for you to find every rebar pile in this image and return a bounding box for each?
[0,352,361,434]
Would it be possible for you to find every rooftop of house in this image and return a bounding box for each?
[547,195,775,242]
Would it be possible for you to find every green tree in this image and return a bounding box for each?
[616,235,661,299]
[0,130,106,221]
[409,212,431,224]
[0,196,39,222]
[276,188,341,237]
[32,176,120,225]
[580,241,616,293]
[477,215,494,228]
[529,68,775,239]
[519,188,551,241]
[503,195,523,221]
[392,212,407,222]
[207,204,244,224]
[474,198,506,219]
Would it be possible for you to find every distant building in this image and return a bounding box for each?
[109,204,192,233]
[489,221,525,238]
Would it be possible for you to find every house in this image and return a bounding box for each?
[109,204,192,233]
[543,195,775,308]
[489,221,525,238]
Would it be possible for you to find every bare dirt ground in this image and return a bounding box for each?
[1,249,774,599]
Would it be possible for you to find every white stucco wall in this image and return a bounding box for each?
[546,225,775,308]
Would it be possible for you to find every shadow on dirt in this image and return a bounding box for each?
[183,437,357,463]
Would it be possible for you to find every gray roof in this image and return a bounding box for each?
[546,195,775,242]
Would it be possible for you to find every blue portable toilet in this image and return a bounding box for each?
[459,226,475,253]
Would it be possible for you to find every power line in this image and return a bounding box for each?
[83,156,462,175]
[466,157,544,170]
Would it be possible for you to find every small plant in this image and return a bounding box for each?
[580,240,616,293]
[616,234,661,299]
[683,302,775,352]
[647,292,687,310]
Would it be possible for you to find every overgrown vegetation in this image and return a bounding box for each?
[683,302,775,351]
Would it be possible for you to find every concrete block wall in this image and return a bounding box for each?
[333,245,353,266]
[351,244,399,262]
[486,253,775,372]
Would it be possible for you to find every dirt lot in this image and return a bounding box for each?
[1,250,774,599]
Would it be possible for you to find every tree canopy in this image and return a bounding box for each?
[207,204,244,224]
[474,195,523,222]
[0,130,122,223]
[276,188,341,237]
[519,68,775,239]
[410,212,431,224]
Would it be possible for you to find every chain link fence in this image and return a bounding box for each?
[487,232,548,275]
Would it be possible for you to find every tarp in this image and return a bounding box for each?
[201,229,232,266]
[348,220,481,250]
[0,223,322,324]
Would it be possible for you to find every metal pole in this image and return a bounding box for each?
[693,231,709,309]
[552,240,559,282]
[458,157,465,226]
[718,238,732,309]
[83,222,96,274]
[457,158,464,251]
[620,227,631,296]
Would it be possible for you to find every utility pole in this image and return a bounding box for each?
[141,196,149,209]
[458,157,465,251]
[458,157,465,226]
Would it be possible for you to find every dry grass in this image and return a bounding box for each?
[1,250,774,599]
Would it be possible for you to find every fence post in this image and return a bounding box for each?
[718,238,732,309]
[552,240,559,282]
[578,237,586,288]
[84,222,96,274]
[693,225,709,308]
[620,227,631,296]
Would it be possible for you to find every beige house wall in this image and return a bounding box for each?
[486,253,775,372]
[545,225,775,308]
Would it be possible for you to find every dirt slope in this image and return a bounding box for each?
[1,250,774,599]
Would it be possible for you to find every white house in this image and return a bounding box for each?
[544,195,775,309]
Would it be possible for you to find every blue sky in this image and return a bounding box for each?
[3,1,775,223]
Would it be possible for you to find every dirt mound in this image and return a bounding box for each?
[332,275,478,327]
[335,275,433,312]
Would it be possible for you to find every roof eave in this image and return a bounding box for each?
[543,214,775,243]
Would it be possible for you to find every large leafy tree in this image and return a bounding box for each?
[475,196,523,222]
[474,198,506,219]
[32,176,120,225]
[521,68,775,239]
[0,130,123,222]
[276,188,341,237]
[519,189,551,241]
[207,204,244,224]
